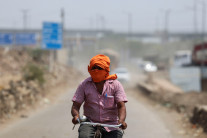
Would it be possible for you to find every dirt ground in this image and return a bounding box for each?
[1,68,207,137]
[0,81,71,130]
[0,84,188,138]
[127,86,207,138]
[133,70,207,138]
[1,81,206,138]
[0,47,85,128]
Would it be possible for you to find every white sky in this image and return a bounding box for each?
[0,0,205,32]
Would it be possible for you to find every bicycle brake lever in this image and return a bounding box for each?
[72,125,76,130]
[72,118,80,130]
[77,118,80,123]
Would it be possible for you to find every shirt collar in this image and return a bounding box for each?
[87,77,114,84]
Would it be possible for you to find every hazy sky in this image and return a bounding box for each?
[0,0,205,32]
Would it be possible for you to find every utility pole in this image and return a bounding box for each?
[123,12,132,65]
[194,0,198,37]
[100,15,106,31]
[89,17,94,30]
[128,13,132,37]
[127,13,132,62]
[95,14,99,31]
[195,0,206,43]
[62,8,73,66]
[95,14,105,31]
[185,0,198,42]
[22,9,29,30]
[201,0,206,67]
[123,12,133,37]
[164,10,170,36]
[202,0,206,42]
[61,8,65,48]
[163,9,171,42]
[155,15,160,32]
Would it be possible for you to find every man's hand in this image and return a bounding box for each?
[118,120,127,130]
[72,115,79,125]
[71,102,81,125]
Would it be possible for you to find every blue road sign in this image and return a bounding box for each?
[0,33,13,45]
[42,22,62,50]
[15,33,36,45]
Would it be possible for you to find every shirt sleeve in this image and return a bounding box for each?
[114,80,128,103]
[72,82,85,104]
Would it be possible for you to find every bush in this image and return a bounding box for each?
[30,49,45,62]
[23,63,45,85]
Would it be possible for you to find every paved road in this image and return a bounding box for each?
[0,88,173,138]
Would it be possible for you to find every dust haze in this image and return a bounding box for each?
[1,0,207,138]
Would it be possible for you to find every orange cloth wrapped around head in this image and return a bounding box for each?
[88,54,117,82]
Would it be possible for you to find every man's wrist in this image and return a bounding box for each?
[118,119,125,124]
[73,115,79,118]
[118,119,125,122]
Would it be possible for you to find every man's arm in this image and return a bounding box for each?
[117,101,127,129]
[71,101,82,124]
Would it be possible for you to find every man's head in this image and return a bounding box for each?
[88,54,111,83]
[88,54,111,71]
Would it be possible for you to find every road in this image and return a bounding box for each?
[0,87,178,138]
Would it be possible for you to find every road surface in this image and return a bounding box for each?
[0,88,177,138]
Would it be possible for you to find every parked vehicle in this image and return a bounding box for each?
[173,43,207,67]
[171,43,207,91]
[192,43,207,66]
[138,61,158,72]
[111,67,130,83]
[173,50,192,67]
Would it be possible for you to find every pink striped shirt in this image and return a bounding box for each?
[72,77,128,132]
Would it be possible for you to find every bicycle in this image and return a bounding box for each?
[73,115,122,138]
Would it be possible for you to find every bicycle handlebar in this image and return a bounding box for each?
[80,122,122,128]
[73,116,122,130]
[76,115,122,128]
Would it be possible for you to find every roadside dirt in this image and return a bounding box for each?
[0,47,84,130]
[0,81,190,138]
[127,86,207,138]
[1,66,207,137]
[133,70,207,138]
[0,81,72,130]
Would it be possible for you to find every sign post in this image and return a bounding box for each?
[42,22,62,50]
[42,22,62,72]
[0,33,13,46]
[15,33,36,46]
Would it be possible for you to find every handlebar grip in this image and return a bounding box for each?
[77,118,80,123]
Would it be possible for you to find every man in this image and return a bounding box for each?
[71,54,128,138]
